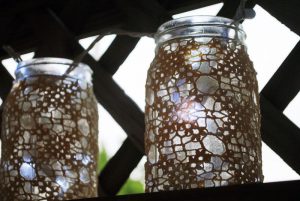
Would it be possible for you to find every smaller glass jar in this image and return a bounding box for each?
[0,58,99,200]
[145,16,263,192]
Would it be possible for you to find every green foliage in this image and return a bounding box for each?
[98,148,144,195]
[118,179,144,195]
[97,148,108,173]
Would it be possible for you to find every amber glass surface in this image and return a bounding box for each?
[0,59,98,200]
[145,16,263,192]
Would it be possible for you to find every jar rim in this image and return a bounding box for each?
[17,57,90,70]
[16,57,93,84]
[157,16,241,33]
[155,15,246,44]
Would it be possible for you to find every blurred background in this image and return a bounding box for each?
[1,3,299,195]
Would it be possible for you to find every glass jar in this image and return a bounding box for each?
[0,58,99,200]
[145,16,263,192]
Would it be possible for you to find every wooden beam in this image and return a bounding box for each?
[77,11,123,39]
[217,0,241,18]
[26,9,76,58]
[113,0,171,33]
[260,95,300,174]
[92,71,145,153]
[260,38,300,174]
[97,0,172,75]
[0,0,49,15]
[97,0,172,195]
[217,0,300,174]
[98,138,144,195]
[159,0,222,15]
[0,63,13,100]
[25,8,145,152]
[96,1,267,197]
[1,1,299,197]
[259,0,300,35]
[261,42,300,111]
[0,0,218,59]
[73,180,300,201]
[58,0,95,34]
[217,0,256,18]
[98,36,140,75]
[23,8,146,196]
[0,63,13,140]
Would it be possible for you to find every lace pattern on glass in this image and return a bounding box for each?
[145,37,263,192]
[0,75,98,200]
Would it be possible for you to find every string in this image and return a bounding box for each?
[63,34,104,76]
[231,0,256,26]
[2,45,23,63]
[63,30,154,76]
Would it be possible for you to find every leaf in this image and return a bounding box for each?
[98,148,144,195]
[118,179,144,195]
[97,148,108,174]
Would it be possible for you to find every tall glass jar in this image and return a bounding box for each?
[0,58,99,200]
[145,16,263,192]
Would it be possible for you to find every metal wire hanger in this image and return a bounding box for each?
[232,0,256,26]
[2,45,23,63]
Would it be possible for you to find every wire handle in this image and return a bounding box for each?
[232,0,256,26]
[63,34,104,76]
[2,45,23,63]
[64,29,154,76]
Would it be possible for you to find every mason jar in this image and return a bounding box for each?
[0,58,99,200]
[145,16,263,192]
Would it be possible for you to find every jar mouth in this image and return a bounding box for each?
[155,15,246,45]
[16,57,93,84]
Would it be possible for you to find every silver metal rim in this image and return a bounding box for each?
[16,57,93,84]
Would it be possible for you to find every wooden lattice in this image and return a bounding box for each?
[0,0,299,200]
